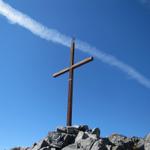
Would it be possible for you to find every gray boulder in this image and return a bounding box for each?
[108,134,127,146]
[66,126,79,135]
[31,139,50,150]
[48,131,65,148]
[48,131,75,149]
[145,133,150,150]
[57,126,80,135]
[62,143,80,150]
[108,133,134,149]
[76,137,96,150]
[131,136,144,150]
[40,146,51,150]
[75,131,89,143]
[78,125,89,132]
[91,139,107,150]
[91,128,100,138]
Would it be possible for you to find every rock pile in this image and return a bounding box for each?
[11,125,150,150]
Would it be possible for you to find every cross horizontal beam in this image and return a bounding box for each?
[53,56,93,78]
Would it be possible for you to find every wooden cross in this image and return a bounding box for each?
[53,39,93,126]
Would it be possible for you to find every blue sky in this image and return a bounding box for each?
[0,0,150,149]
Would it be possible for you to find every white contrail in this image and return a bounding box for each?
[0,0,150,89]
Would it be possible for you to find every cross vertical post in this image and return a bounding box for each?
[67,40,75,126]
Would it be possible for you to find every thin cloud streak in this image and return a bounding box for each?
[0,0,150,89]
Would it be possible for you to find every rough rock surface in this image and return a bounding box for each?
[11,125,149,150]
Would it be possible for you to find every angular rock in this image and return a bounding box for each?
[108,133,134,149]
[40,146,51,150]
[123,138,134,149]
[76,137,96,150]
[31,139,50,150]
[75,131,89,143]
[102,137,113,146]
[57,126,79,135]
[87,133,98,140]
[50,141,64,149]
[78,125,89,132]
[131,136,144,150]
[48,132,63,142]
[63,133,76,147]
[91,140,107,150]
[48,132,64,148]
[136,139,144,150]
[108,134,127,146]
[106,145,112,150]
[64,144,79,150]
[112,145,126,150]
[91,128,100,138]
[66,126,79,135]
[145,133,150,150]
[57,127,67,133]
[62,143,80,150]
[50,148,58,150]
[48,131,75,149]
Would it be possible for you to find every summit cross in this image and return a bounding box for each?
[53,39,93,126]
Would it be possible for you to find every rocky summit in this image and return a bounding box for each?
[11,125,150,150]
